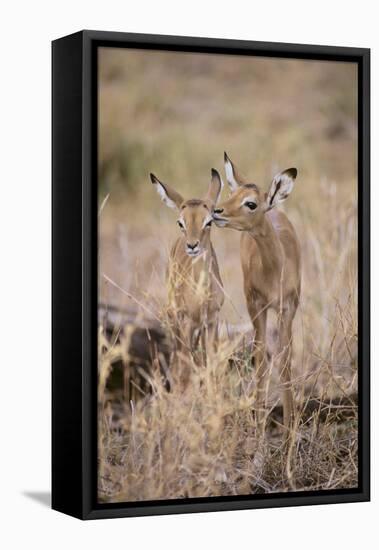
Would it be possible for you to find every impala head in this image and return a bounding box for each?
[213,152,297,232]
[150,169,223,258]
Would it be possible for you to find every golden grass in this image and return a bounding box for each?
[97,48,358,502]
[98,280,357,501]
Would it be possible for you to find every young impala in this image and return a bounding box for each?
[150,169,224,379]
[213,153,301,445]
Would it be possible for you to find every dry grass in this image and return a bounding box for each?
[97,48,358,502]
[98,282,358,501]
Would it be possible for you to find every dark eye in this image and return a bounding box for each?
[205,220,213,228]
[245,201,257,211]
[177,220,184,229]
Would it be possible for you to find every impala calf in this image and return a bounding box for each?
[150,170,224,378]
[214,153,301,443]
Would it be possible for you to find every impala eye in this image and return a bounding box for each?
[177,220,184,229]
[245,201,257,211]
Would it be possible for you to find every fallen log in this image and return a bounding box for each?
[99,303,171,401]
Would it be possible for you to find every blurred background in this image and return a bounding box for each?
[98,45,358,502]
[99,47,357,351]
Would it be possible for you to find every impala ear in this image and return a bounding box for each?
[205,169,223,205]
[264,168,297,211]
[150,173,184,210]
[224,152,246,192]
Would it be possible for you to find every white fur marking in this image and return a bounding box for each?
[225,159,239,191]
[155,182,177,209]
[215,175,224,204]
[178,217,186,229]
[202,215,213,228]
[265,172,295,211]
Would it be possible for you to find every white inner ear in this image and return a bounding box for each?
[225,159,239,192]
[215,176,224,204]
[155,182,177,210]
[202,215,213,228]
[266,173,294,209]
[208,172,224,205]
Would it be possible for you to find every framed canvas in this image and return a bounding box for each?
[52,30,370,520]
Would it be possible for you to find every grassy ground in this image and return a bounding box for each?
[97,48,358,502]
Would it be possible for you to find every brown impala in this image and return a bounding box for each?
[150,170,224,378]
[213,153,301,446]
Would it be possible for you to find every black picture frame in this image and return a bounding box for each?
[52,30,370,520]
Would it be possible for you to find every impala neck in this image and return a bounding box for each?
[248,214,283,275]
[190,234,213,274]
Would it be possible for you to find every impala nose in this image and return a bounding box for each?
[214,208,224,215]
[187,241,199,251]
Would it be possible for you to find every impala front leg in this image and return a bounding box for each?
[206,314,219,355]
[171,318,194,390]
[249,305,268,442]
[199,308,218,366]
[277,306,296,435]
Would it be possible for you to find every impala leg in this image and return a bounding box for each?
[198,309,218,367]
[199,326,207,366]
[180,320,195,388]
[250,307,268,442]
[277,308,296,435]
[207,316,218,354]
[170,319,193,390]
[171,323,184,387]
[168,308,182,367]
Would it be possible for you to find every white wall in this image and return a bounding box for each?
[0,1,376,548]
